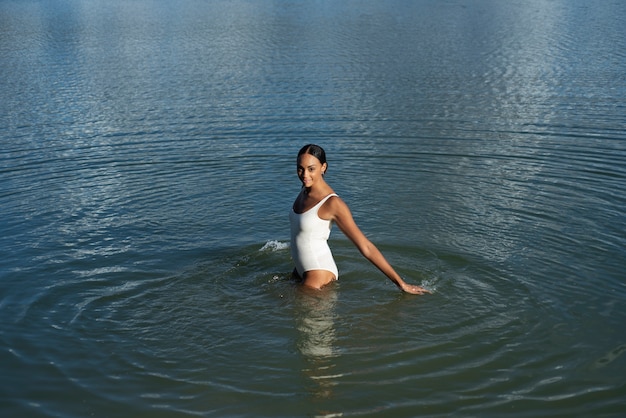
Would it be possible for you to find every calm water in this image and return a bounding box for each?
[1,0,625,416]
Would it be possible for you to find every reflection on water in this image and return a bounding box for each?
[295,287,340,401]
[591,344,626,370]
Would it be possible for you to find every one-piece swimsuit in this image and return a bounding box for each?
[289,193,339,279]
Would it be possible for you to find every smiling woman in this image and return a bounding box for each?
[290,144,431,294]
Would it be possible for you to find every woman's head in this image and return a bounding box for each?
[297,144,327,167]
[296,144,328,187]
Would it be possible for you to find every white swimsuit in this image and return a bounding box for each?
[290,193,339,279]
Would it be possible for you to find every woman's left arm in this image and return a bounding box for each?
[327,197,430,295]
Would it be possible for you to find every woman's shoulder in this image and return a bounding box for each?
[320,193,351,218]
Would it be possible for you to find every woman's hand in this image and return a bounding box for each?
[399,280,431,295]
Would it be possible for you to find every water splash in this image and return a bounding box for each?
[259,240,290,252]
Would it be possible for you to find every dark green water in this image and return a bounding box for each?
[1,0,625,416]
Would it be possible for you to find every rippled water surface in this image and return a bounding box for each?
[1,0,625,416]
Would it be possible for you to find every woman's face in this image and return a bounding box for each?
[297,153,327,188]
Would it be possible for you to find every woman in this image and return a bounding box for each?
[289,144,430,295]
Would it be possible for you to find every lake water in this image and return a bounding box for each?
[1,0,625,416]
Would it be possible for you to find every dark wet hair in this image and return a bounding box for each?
[297,144,327,166]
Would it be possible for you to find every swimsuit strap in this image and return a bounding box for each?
[316,193,338,207]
